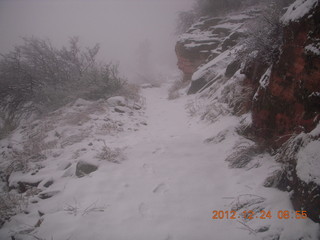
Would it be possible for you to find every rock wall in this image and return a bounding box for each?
[251,4,320,146]
[175,42,209,82]
[236,2,320,223]
[175,12,258,83]
[175,0,320,224]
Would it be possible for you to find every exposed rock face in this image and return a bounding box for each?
[175,42,211,82]
[251,4,320,146]
[245,3,320,224]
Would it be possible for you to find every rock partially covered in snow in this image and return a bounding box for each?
[39,190,60,200]
[107,96,127,107]
[75,161,98,178]
[114,106,129,113]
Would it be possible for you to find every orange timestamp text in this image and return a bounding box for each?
[212,210,308,220]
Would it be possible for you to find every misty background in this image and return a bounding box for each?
[0,0,194,81]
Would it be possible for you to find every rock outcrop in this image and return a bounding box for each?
[175,0,320,224]
[175,9,260,85]
[251,1,320,146]
[248,1,320,223]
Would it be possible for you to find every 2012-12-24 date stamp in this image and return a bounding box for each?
[212,210,308,220]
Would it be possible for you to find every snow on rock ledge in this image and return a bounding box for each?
[281,0,318,25]
[175,8,260,85]
[296,124,320,185]
[296,140,320,185]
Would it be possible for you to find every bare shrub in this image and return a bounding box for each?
[97,122,123,135]
[275,133,302,163]
[96,140,124,164]
[0,37,127,136]
[0,192,28,227]
[96,146,123,164]
[226,139,259,168]
[201,102,229,122]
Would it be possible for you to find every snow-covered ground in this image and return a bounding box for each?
[0,82,319,240]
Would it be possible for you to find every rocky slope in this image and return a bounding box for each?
[175,7,261,92]
[175,0,320,224]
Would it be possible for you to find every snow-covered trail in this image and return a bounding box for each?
[51,84,256,240]
[2,83,318,240]
[2,82,308,240]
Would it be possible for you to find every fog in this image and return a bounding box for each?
[0,0,193,81]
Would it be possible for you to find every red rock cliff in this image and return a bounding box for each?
[251,3,320,146]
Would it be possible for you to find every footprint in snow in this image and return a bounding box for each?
[153,183,168,194]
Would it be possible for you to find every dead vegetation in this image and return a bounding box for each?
[96,140,124,164]
[225,139,260,168]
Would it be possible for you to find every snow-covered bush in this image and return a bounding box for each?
[0,37,128,138]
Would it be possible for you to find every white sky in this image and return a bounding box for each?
[0,0,194,80]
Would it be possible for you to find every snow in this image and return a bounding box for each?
[309,91,320,97]
[185,41,218,48]
[305,43,320,56]
[191,49,232,81]
[259,67,272,89]
[212,22,242,30]
[0,82,319,239]
[178,31,217,43]
[253,67,272,101]
[281,0,318,25]
[296,140,320,185]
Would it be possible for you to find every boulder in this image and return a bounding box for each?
[75,161,98,178]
